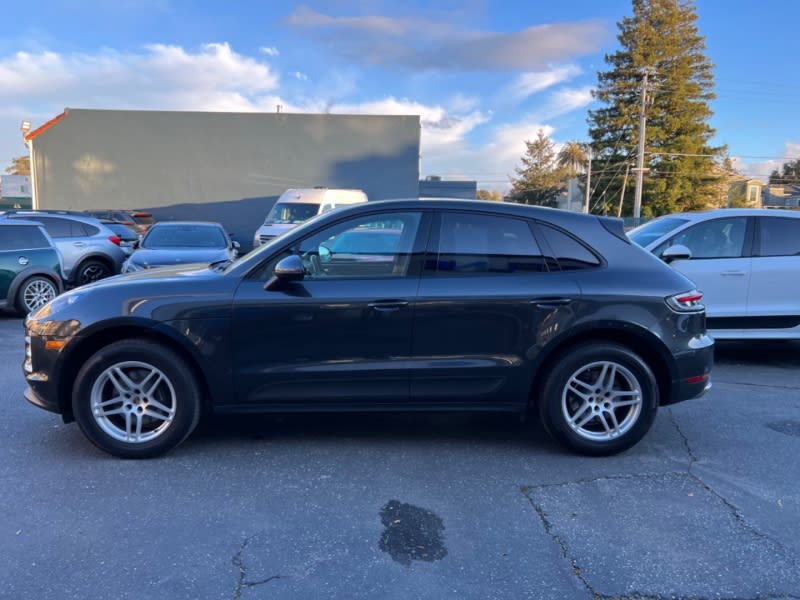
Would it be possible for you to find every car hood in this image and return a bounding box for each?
[128,247,230,267]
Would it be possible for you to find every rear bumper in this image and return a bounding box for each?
[664,335,715,405]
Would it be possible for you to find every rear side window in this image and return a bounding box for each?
[537,224,601,271]
[758,217,800,256]
[0,225,50,251]
[431,212,547,274]
[83,223,100,236]
[28,216,72,238]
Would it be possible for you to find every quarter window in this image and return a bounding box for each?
[537,224,600,270]
[757,217,800,256]
[431,212,546,274]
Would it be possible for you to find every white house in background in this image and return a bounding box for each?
[0,174,32,209]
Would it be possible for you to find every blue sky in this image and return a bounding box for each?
[1,0,797,189]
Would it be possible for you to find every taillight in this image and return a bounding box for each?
[666,289,704,312]
[108,235,121,246]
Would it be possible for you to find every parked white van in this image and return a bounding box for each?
[252,188,368,247]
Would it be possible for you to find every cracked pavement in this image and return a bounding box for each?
[0,315,798,600]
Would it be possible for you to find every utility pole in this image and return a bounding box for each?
[583,147,592,213]
[617,162,631,218]
[632,68,652,221]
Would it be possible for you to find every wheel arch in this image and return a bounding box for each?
[56,322,213,422]
[8,267,63,303]
[528,323,675,413]
[70,254,115,284]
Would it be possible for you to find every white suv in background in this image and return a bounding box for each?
[253,188,368,247]
[629,208,800,339]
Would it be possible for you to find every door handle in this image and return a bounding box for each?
[530,297,573,309]
[368,300,409,312]
[73,242,86,247]
[720,271,746,276]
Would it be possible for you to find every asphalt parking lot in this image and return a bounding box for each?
[1,313,798,600]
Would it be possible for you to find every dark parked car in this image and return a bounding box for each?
[0,220,63,315]
[121,221,240,272]
[98,219,140,256]
[85,210,155,234]
[23,199,713,458]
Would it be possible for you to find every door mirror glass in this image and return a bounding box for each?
[265,255,305,290]
[661,244,692,263]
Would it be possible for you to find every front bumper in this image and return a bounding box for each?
[24,385,62,415]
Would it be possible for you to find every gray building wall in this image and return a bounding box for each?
[29,108,420,250]
[418,179,477,199]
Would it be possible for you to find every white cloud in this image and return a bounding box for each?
[260,46,279,56]
[507,65,581,102]
[734,142,800,183]
[293,71,309,81]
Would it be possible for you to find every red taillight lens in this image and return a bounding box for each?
[666,289,704,312]
[108,235,121,246]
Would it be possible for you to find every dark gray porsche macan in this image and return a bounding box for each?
[23,199,713,458]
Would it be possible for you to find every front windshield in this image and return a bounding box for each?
[264,202,319,225]
[628,216,690,247]
[142,224,227,248]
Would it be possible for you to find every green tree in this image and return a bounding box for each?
[587,0,722,217]
[477,189,503,201]
[557,141,588,177]
[510,130,565,207]
[4,155,30,176]
[769,159,800,185]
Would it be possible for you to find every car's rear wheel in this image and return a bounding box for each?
[538,343,658,456]
[72,340,201,458]
[75,259,112,286]
[15,276,58,315]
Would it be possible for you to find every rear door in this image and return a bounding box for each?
[410,211,582,408]
[747,216,800,317]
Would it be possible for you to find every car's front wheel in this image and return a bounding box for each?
[538,343,658,456]
[72,340,201,458]
[15,275,58,315]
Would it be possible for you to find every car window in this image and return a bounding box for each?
[659,217,747,259]
[24,216,73,238]
[757,217,800,256]
[537,223,601,271]
[143,224,228,248]
[431,212,546,274]
[290,212,421,279]
[628,216,690,247]
[0,225,51,251]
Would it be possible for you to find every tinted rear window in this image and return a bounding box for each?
[758,217,800,256]
[0,225,51,251]
[538,224,601,271]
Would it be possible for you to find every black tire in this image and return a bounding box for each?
[75,259,112,286]
[538,343,658,456]
[72,340,202,458]
[15,275,58,315]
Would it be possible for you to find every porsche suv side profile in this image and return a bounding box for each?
[23,199,713,458]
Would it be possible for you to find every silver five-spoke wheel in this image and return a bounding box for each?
[539,342,658,456]
[74,340,201,458]
[562,361,642,442]
[91,361,177,443]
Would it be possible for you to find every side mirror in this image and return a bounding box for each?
[264,255,305,290]
[232,240,241,250]
[661,244,692,264]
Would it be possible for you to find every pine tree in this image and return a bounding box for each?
[510,130,565,207]
[769,159,800,185]
[587,0,722,217]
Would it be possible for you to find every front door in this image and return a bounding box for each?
[230,210,428,408]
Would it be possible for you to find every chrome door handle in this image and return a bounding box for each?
[368,300,409,312]
[530,297,573,309]
[720,271,746,276]
[73,242,86,247]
